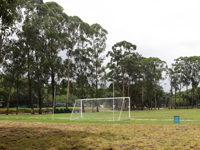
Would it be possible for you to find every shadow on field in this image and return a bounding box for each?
[0,126,116,150]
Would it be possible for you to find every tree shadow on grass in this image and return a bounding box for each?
[0,126,116,150]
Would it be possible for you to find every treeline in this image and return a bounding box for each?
[1,1,200,115]
[169,56,200,109]
[165,87,200,109]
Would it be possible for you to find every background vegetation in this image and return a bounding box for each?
[1,0,200,115]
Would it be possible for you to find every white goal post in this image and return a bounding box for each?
[70,97,130,121]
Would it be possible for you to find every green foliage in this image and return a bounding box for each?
[1,0,200,116]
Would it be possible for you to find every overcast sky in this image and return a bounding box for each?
[44,0,200,92]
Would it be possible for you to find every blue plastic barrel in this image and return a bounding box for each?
[174,116,180,124]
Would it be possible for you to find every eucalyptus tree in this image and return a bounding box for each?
[146,78,154,110]
[148,57,167,109]
[17,1,65,112]
[107,41,136,110]
[124,52,141,97]
[0,0,23,65]
[170,64,179,109]
[73,22,93,100]
[39,2,66,109]
[168,68,174,109]
[17,1,43,114]
[107,41,137,97]
[63,16,83,109]
[173,57,185,108]
[181,57,191,109]
[137,57,152,110]
[18,15,37,114]
[74,39,93,113]
[188,56,200,108]
[98,66,107,96]
[123,52,142,109]
[2,40,26,115]
[22,8,46,114]
[32,39,51,114]
[90,23,108,98]
[12,40,26,115]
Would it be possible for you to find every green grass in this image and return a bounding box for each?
[1,109,200,124]
[1,109,200,149]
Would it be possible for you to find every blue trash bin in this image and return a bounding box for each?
[174,116,180,124]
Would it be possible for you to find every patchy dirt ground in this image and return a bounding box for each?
[1,121,200,150]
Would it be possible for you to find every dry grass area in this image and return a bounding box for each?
[1,121,200,150]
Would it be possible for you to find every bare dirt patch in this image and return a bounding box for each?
[1,121,200,149]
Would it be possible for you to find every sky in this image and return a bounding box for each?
[44,0,200,92]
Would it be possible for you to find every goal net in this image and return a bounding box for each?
[70,97,130,121]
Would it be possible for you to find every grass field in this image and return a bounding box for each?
[1,109,200,149]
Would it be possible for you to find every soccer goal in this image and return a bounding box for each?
[70,97,130,121]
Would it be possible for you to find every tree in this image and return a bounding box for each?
[170,65,178,109]
[40,2,65,109]
[138,57,151,110]
[63,16,83,109]
[107,41,136,110]
[73,21,93,100]
[124,52,142,109]
[173,57,186,109]
[0,0,23,65]
[181,57,191,109]
[11,40,26,115]
[107,41,137,97]
[148,57,167,109]
[18,15,36,114]
[188,56,200,108]
[90,23,108,98]
[2,40,24,115]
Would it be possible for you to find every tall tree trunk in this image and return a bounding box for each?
[154,86,157,109]
[179,89,181,109]
[0,30,3,63]
[28,48,34,114]
[170,86,173,109]
[96,52,98,98]
[186,86,188,109]
[149,97,150,110]
[16,83,19,115]
[38,64,42,114]
[47,89,49,109]
[147,88,150,110]
[38,81,42,114]
[150,90,152,110]
[158,90,160,110]
[191,88,194,109]
[122,71,125,110]
[38,88,42,114]
[128,80,130,97]
[52,70,55,110]
[141,85,144,110]
[6,83,13,115]
[196,88,198,109]
[175,90,176,109]
[66,72,70,109]
[96,60,99,112]
[137,83,140,110]
[66,49,70,109]
[132,84,135,110]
